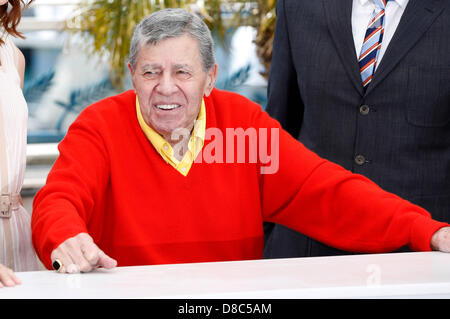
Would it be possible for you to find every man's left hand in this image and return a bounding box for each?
[431,227,450,252]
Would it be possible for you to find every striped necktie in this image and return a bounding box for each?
[358,0,391,89]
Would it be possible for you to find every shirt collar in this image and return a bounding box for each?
[358,0,405,7]
[136,97,205,145]
[395,0,407,8]
[136,96,206,175]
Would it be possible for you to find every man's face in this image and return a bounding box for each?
[129,34,217,141]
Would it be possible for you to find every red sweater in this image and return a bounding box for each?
[31,89,447,269]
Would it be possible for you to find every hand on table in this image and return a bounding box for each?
[431,227,450,252]
[0,264,21,287]
[51,232,117,273]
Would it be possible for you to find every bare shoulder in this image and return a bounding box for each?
[11,41,25,88]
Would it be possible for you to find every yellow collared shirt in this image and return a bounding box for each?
[136,97,206,176]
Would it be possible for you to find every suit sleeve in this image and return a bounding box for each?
[256,110,448,253]
[265,0,304,138]
[31,107,111,269]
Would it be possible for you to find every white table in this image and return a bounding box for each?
[2,252,450,299]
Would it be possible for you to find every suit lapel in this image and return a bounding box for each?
[323,0,365,96]
[366,0,445,95]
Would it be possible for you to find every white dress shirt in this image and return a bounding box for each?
[352,0,409,70]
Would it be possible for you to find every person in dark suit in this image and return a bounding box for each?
[263,0,450,258]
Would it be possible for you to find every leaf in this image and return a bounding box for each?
[64,0,278,89]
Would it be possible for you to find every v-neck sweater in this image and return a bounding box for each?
[31,89,448,269]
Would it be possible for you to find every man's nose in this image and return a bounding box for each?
[155,73,178,96]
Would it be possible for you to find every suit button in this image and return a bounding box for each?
[354,154,366,165]
[359,105,370,115]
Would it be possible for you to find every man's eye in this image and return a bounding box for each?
[177,70,190,77]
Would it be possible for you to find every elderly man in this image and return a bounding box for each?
[32,8,450,274]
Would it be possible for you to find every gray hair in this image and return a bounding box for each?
[129,8,216,72]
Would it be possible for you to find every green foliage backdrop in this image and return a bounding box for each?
[65,0,276,89]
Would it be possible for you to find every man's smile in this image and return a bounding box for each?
[154,103,182,110]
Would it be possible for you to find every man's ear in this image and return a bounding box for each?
[128,62,136,89]
[127,62,135,75]
[204,64,218,97]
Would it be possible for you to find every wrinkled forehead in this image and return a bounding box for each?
[136,34,203,65]
[140,32,198,51]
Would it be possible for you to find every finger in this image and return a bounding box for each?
[9,271,21,285]
[81,241,102,267]
[65,238,94,273]
[80,240,117,270]
[74,233,116,270]
[66,263,81,274]
[97,250,117,269]
[77,233,103,267]
[51,248,74,273]
[0,269,13,287]
[0,276,13,287]
[0,265,20,287]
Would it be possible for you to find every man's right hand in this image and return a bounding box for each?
[51,232,117,273]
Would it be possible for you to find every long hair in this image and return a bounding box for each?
[0,0,34,45]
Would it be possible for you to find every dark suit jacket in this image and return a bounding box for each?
[264,0,450,258]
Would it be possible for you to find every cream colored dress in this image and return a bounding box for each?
[0,33,40,271]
